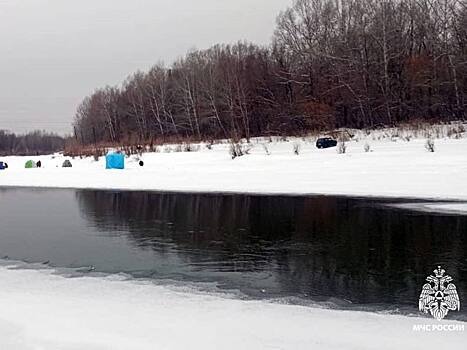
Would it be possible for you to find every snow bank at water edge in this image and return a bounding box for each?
[425,203,467,213]
[1,135,467,200]
[389,202,467,214]
[0,264,464,350]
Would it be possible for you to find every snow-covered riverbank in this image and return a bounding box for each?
[389,202,467,214]
[0,263,464,350]
[1,135,467,201]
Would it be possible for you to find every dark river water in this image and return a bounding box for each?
[0,188,466,318]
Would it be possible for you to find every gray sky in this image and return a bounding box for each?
[0,0,291,135]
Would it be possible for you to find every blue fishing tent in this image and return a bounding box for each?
[0,161,7,170]
[105,153,125,169]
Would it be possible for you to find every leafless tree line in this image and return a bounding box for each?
[0,130,65,156]
[74,0,466,145]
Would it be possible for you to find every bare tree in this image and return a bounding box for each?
[73,0,466,147]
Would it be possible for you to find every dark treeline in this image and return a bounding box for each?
[74,0,467,145]
[0,130,65,156]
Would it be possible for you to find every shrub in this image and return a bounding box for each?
[229,140,251,159]
[183,143,200,152]
[293,143,301,155]
[93,148,103,161]
[337,141,346,154]
[425,138,435,152]
[447,124,465,139]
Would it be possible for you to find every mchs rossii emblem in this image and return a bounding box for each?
[419,266,460,321]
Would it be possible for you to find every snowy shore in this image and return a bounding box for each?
[390,202,467,214]
[1,135,467,201]
[0,263,464,350]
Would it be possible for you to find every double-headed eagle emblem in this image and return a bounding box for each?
[419,266,460,320]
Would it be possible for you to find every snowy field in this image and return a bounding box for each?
[1,130,467,202]
[0,262,464,350]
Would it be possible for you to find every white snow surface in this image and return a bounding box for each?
[389,202,467,214]
[1,136,467,200]
[0,264,464,350]
[425,203,467,213]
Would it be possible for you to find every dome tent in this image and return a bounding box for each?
[105,153,125,169]
[25,160,37,169]
[62,159,72,168]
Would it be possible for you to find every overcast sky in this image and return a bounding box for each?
[0,0,291,135]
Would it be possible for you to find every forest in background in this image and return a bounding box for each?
[0,130,65,156]
[73,0,466,146]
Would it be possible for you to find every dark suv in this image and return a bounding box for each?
[316,137,337,149]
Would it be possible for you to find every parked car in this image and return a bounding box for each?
[316,137,338,149]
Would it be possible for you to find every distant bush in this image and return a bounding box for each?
[447,124,465,139]
[165,143,201,153]
[206,141,214,150]
[93,149,103,161]
[337,141,347,154]
[293,143,301,155]
[229,140,251,159]
[425,138,435,152]
[183,143,200,152]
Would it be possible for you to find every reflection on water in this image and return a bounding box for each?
[0,188,466,316]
